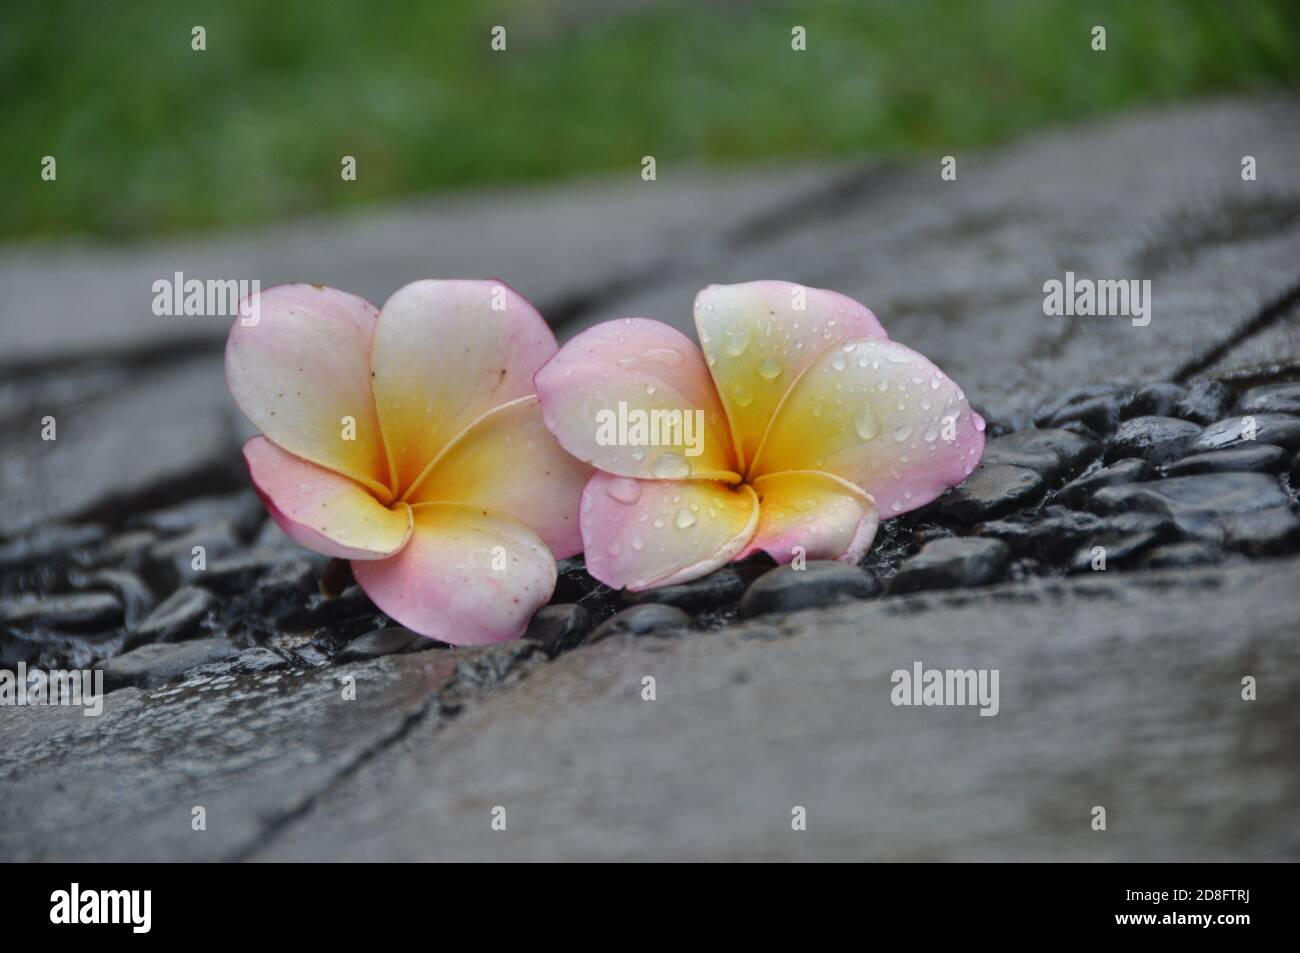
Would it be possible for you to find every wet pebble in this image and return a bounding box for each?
[933,464,1044,523]
[1105,416,1202,465]
[587,603,691,642]
[1164,444,1289,476]
[1173,380,1232,425]
[1235,382,1300,416]
[524,604,592,656]
[1221,507,1300,556]
[977,507,1107,560]
[1048,394,1120,436]
[130,491,264,539]
[623,565,763,612]
[0,523,106,569]
[1066,512,1179,572]
[69,568,156,628]
[1090,472,1288,539]
[1033,386,1116,427]
[128,585,215,647]
[1120,382,1185,420]
[890,537,1009,594]
[1185,413,1300,454]
[981,429,1099,481]
[1139,541,1223,570]
[143,520,242,591]
[740,561,881,618]
[0,592,123,631]
[1057,458,1151,508]
[95,637,239,691]
[338,626,429,662]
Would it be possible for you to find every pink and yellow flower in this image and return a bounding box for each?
[534,281,985,590]
[226,281,591,644]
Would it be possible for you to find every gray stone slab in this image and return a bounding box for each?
[562,97,1300,425]
[0,650,461,862]
[0,165,840,367]
[0,355,237,537]
[251,557,1300,862]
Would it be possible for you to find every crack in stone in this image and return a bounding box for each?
[1174,276,1300,382]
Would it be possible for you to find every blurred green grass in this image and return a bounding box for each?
[2,0,1297,241]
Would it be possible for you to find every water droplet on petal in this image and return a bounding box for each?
[652,453,691,479]
[732,383,754,407]
[854,405,879,440]
[641,347,682,367]
[605,477,643,504]
[723,328,751,357]
[674,508,697,529]
[757,357,783,380]
[894,425,913,442]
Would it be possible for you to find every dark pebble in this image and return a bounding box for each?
[1057,458,1151,508]
[981,429,1099,481]
[587,603,690,642]
[739,561,882,618]
[623,565,762,612]
[1173,380,1233,425]
[1033,386,1116,427]
[1185,413,1300,454]
[890,538,1009,594]
[1090,472,1288,539]
[1121,382,1185,420]
[933,464,1044,523]
[95,637,239,691]
[524,604,592,656]
[1105,416,1202,465]
[1065,511,1180,572]
[338,626,428,662]
[1292,450,1300,485]
[130,492,265,539]
[201,550,302,595]
[143,520,242,591]
[0,523,106,568]
[68,568,156,628]
[1048,394,1120,436]
[1164,444,1289,477]
[318,557,354,597]
[1236,382,1300,416]
[223,646,292,675]
[1139,541,1223,570]
[128,585,216,646]
[977,507,1107,560]
[0,592,123,631]
[1221,507,1300,556]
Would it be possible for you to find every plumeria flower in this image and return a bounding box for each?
[226,281,591,644]
[534,281,985,590]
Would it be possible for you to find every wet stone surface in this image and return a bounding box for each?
[2,100,1299,859]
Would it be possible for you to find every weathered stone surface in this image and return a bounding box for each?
[740,562,881,617]
[244,558,1300,861]
[0,357,241,538]
[0,650,464,861]
[1105,416,1202,465]
[563,99,1300,430]
[890,538,1009,593]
